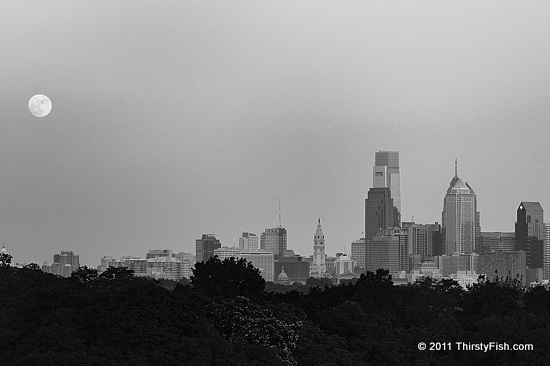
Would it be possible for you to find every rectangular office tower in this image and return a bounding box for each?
[42,251,81,277]
[260,227,287,256]
[515,202,544,269]
[239,232,259,251]
[365,151,401,242]
[402,222,442,260]
[365,228,409,275]
[195,234,221,263]
[365,188,400,242]
[373,151,401,216]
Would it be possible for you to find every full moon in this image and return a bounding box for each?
[28,94,52,117]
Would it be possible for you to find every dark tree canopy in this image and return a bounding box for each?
[191,256,265,300]
[305,277,334,288]
[3,261,550,365]
[0,251,12,267]
[69,266,99,286]
[99,266,135,281]
[22,263,41,271]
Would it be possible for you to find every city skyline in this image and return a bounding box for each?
[2,2,550,266]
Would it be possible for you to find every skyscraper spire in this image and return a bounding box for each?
[278,196,281,228]
[455,157,458,178]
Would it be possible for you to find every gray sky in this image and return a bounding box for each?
[2,1,550,266]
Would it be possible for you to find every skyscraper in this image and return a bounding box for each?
[195,234,221,263]
[365,151,401,241]
[42,251,81,277]
[544,223,550,279]
[515,202,544,244]
[373,150,401,215]
[239,232,259,251]
[309,219,327,278]
[365,228,409,274]
[260,227,287,255]
[402,222,442,260]
[515,202,544,269]
[441,160,480,254]
[365,188,400,241]
[53,251,80,267]
[351,238,366,269]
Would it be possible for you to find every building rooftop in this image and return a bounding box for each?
[519,202,543,211]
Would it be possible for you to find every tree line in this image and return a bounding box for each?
[1,255,550,365]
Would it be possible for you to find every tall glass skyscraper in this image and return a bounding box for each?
[365,187,400,241]
[365,151,401,241]
[373,151,401,216]
[442,161,480,254]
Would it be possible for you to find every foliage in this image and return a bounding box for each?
[191,256,265,300]
[265,281,308,295]
[69,266,99,286]
[98,266,135,281]
[0,251,12,267]
[207,296,302,365]
[22,263,41,271]
[3,260,550,365]
[0,266,273,365]
[157,277,190,291]
[305,277,334,288]
[356,268,393,286]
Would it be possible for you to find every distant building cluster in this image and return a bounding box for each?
[26,150,550,289]
[42,251,80,277]
[99,250,195,281]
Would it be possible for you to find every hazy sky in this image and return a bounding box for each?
[2,1,550,266]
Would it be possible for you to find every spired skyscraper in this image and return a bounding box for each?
[260,228,287,255]
[365,151,401,241]
[442,159,481,254]
[260,197,287,255]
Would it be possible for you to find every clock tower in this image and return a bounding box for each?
[310,219,327,278]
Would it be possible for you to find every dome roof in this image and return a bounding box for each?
[277,267,289,282]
